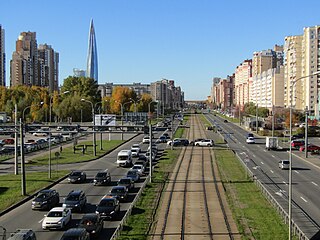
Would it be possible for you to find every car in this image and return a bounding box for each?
[117,177,135,191]
[142,136,150,144]
[157,135,167,143]
[134,160,147,168]
[107,186,128,202]
[131,148,139,157]
[279,160,290,170]
[68,170,87,183]
[246,137,255,144]
[93,170,111,186]
[194,139,214,147]
[126,169,140,182]
[7,229,36,240]
[247,133,254,139]
[145,151,156,162]
[42,207,72,230]
[167,138,189,146]
[62,190,87,212]
[60,228,90,240]
[130,164,145,176]
[32,189,59,210]
[190,138,204,146]
[95,197,120,220]
[32,128,49,136]
[2,138,14,144]
[206,126,213,130]
[292,133,304,140]
[131,143,141,153]
[78,213,103,237]
[224,119,228,123]
[291,140,305,149]
[299,144,320,152]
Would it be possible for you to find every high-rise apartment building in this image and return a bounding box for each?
[10,32,59,91]
[234,59,252,108]
[11,32,38,87]
[284,26,320,117]
[38,44,59,92]
[98,82,151,98]
[0,25,5,86]
[86,19,98,82]
[211,76,234,110]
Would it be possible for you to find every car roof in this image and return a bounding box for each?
[50,207,66,211]
[40,189,55,193]
[81,213,99,220]
[112,186,126,190]
[68,190,83,195]
[62,228,86,236]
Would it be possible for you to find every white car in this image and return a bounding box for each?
[131,144,141,157]
[279,160,290,170]
[246,137,255,144]
[142,136,150,144]
[42,207,72,230]
[130,164,145,176]
[194,139,214,147]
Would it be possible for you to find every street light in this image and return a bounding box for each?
[288,70,320,239]
[49,91,70,124]
[95,100,108,150]
[148,101,158,183]
[81,99,96,156]
[256,104,258,133]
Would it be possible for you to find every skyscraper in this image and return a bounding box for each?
[86,19,98,82]
[0,25,5,86]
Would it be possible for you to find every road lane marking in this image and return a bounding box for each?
[300,196,307,203]
[270,170,274,173]
[38,217,45,223]
[312,182,318,186]
[283,181,287,185]
[271,154,275,158]
[261,162,264,165]
[263,150,267,152]
[252,154,256,158]
[294,170,299,174]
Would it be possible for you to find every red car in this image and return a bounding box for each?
[299,144,320,152]
[2,138,14,144]
[291,140,305,149]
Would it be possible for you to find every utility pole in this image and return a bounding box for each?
[20,118,26,196]
[14,104,19,175]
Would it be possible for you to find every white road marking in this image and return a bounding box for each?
[270,170,274,173]
[283,181,287,185]
[311,182,318,186]
[263,150,267,152]
[261,162,264,165]
[38,217,45,223]
[294,170,299,174]
[271,155,275,158]
[252,154,256,158]
[300,196,308,203]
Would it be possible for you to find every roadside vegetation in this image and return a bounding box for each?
[28,140,124,165]
[0,171,68,212]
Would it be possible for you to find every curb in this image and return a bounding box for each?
[0,133,140,217]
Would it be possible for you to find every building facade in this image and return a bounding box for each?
[0,25,5,86]
[86,19,98,82]
[234,59,252,108]
[98,82,151,98]
[73,68,86,77]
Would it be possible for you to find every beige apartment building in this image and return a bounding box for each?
[234,59,252,108]
[0,25,5,86]
[284,25,320,117]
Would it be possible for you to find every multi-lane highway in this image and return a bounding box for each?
[0,129,167,239]
[206,113,320,239]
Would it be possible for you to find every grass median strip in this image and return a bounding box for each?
[117,149,179,240]
[0,171,68,212]
[214,147,290,239]
[28,140,123,165]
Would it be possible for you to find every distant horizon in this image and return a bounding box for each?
[2,0,320,100]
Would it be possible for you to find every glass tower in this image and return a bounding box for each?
[86,19,98,82]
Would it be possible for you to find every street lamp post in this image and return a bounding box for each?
[115,101,124,140]
[289,71,320,239]
[148,101,158,183]
[272,105,275,138]
[256,104,258,133]
[95,100,108,150]
[81,99,96,156]
[305,106,309,158]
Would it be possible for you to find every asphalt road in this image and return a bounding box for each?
[207,114,320,238]
[0,129,168,240]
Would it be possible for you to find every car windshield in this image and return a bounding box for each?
[127,171,137,176]
[80,217,97,225]
[283,161,290,164]
[47,211,62,217]
[66,194,79,201]
[132,144,139,148]
[111,188,124,193]
[119,179,130,184]
[37,193,48,199]
[118,156,128,160]
[99,200,114,207]
[96,172,106,178]
[70,172,81,177]
[61,237,80,240]
[132,166,141,170]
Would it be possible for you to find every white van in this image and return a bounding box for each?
[117,150,132,167]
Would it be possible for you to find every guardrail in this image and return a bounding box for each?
[109,175,150,240]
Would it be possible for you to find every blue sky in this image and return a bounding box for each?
[2,0,320,100]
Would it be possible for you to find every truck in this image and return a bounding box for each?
[266,137,279,150]
[117,150,132,167]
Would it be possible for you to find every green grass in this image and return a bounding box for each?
[214,148,291,239]
[0,171,68,212]
[117,150,180,240]
[28,140,123,165]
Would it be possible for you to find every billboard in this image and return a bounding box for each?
[95,114,116,126]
